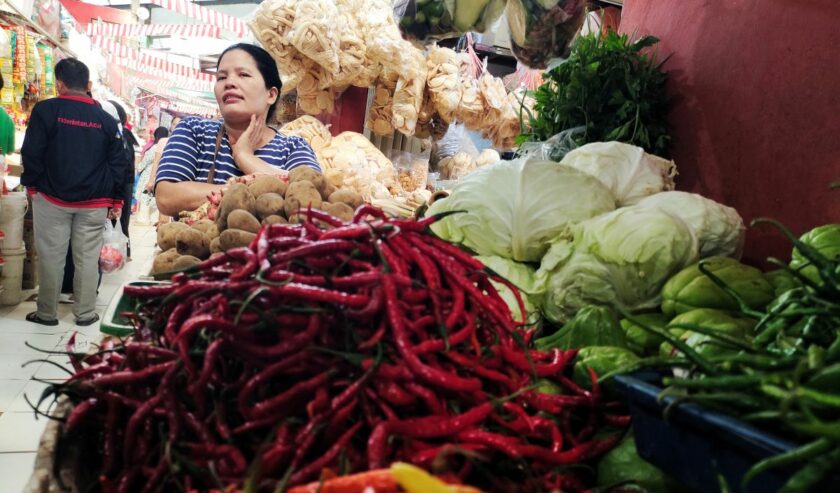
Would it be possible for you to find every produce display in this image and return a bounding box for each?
[39,208,630,492]
[613,222,840,492]
[398,0,505,42]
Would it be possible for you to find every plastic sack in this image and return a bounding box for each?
[398,0,457,41]
[505,0,588,69]
[100,221,127,274]
[517,126,584,162]
[393,149,431,193]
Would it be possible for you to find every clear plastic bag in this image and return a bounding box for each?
[505,0,588,69]
[100,221,127,274]
[517,126,584,162]
[393,148,431,193]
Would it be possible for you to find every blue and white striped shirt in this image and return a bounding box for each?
[155,117,321,186]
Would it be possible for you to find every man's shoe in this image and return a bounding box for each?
[26,312,59,326]
[75,314,100,327]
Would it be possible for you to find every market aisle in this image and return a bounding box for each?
[0,222,156,492]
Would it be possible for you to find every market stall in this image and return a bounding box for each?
[14,0,840,492]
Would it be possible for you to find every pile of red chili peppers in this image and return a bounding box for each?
[46,206,627,493]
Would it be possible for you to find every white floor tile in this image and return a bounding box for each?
[0,354,44,380]
[0,412,49,452]
[0,380,28,411]
[0,332,63,355]
[0,452,37,492]
[6,380,54,413]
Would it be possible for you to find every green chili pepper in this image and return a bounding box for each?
[663,374,763,390]
[778,445,840,493]
[742,438,832,489]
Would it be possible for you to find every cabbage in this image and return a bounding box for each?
[634,191,746,259]
[476,255,543,324]
[427,158,616,262]
[559,141,676,206]
[539,207,699,323]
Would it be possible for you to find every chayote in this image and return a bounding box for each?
[790,224,840,284]
[620,312,671,356]
[661,257,775,316]
[536,305,628,351]
[660,308,756,358]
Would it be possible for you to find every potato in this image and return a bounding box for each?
[173,255,201,270]
[157,222,190,251]
[220,229,256,251]
[216,184,256,229]
[328,189,364,209]
[284,180,322,217]
[255,193,285,220]
[324,202,354,222]
[289,166,326,193]
[249,175,287,198]
[227,209,261,234]
[175,228,211,259]
[321,183,338,201]
[191,219,219,239]
[151,248,180,275]
[262,215,288,226]
[210,236,222,254]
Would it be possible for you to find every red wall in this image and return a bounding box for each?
[620,0,840,266]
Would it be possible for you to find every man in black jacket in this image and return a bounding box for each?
[21,58,125,326]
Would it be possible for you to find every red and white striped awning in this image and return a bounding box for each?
[117,58,215,92]
[87,22,221,39]
[146,0,249,38]
[91,35,214,81]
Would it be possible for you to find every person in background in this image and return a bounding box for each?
[134,126,169,225]
[0,74,14,155]
[154,44,320,216]
[20,58,125,326]
[103,100,136,258]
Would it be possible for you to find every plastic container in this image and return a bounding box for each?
[0,246,25,305]
[100,280,168,336]
[615,372,840,493]
[0,191,28,250]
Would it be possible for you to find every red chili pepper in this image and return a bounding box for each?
[270,239,358,265]
[384,275,482,392]
[123,393,163,463]
[410,443,487,466]
[182,443,247,475]
[138,457,169,493]
[228,248,258,281]
[403,382,446,415]
[456,429,523,458]
[413,314,477,354]
[413,232,486,271]
[367,421,391,469]
[215,401,232,441]
[295,208,344,227]
[267,283,369,308]
[353,204,388,223]
[445,352,517,391]
[230,314,320,361]
[500,345,577,377]
[376,239,409,276]
[238,351,312,416]
[189,338,224,407]
[604,414,632,428]
[249,371,332,419]
[324,397,358,442]
[389,402,493,438]
[519,434,622,465]
[364,360,412,381]
[366,388,399,421]
[374,379,417,407]
[358,318,387,350]
[263,268,327,285]
[64,397,99,434]
[330,270,382,289]
[91,360,175,388]
[264,222,305,238]
[290,421,363,484]
[521,391,590,414]
[123,283,175,298]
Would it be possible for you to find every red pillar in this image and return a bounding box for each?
[620,0,840,266]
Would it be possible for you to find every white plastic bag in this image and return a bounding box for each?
[100,221,127,274]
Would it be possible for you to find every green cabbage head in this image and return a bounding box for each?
[426,158,616,262]
[538,207,699,323]
[476,255,543,325]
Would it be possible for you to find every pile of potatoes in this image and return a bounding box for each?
[151,168,364,275]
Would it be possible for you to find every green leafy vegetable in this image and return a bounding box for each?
[518,30,671,156]
[597,433,671,493]
[536,305,628,350]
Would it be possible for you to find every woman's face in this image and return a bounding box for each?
[215,49,278,125]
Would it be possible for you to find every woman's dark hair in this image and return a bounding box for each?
[55,58,90,91]
[153,127,170,142]
[109,100,127,125]
[0,73,4,91]
[217,43,282,121]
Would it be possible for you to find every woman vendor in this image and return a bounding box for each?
[154,43,321,216]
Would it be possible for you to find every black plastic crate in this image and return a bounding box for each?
[614,372,839,493]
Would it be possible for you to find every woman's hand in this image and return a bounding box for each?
[231,114,265,162]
